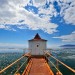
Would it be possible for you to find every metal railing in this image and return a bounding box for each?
[14,58,28,75]
[0,53,30,74]
[22,59,33,75]
[45,51,75,73]
[0,51,75,75]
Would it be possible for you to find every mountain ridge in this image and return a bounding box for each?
[60,44,75,48]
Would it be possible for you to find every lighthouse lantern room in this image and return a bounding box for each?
[28,33,47,55]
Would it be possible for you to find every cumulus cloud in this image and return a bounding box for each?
[0,0,75,34]
[53,31,75,42]
[38,4,58,18]
[58,0,75,25]
[0,0,59,34]
[63,7,75,25]
[32,0,46,7]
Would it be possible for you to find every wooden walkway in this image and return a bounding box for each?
[22,58,54,75]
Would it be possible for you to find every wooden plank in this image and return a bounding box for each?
[23,58,54,75]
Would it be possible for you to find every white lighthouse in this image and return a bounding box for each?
[28,33,47,55]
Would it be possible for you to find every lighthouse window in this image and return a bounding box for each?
[37,45,39,47]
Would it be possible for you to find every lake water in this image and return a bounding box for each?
[49,48,75,75]
[0,48,75,75]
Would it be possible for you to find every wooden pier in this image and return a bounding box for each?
[0,53,75,75]
[22,57,54,75]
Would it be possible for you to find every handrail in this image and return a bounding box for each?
[44,59,54,75]
[0,54,28,74]
[22,59,33,75]
[45,52,75,73]
[14,58,28,75]
[48,57,62,73]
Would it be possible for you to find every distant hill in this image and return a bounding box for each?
[60,44,75,48]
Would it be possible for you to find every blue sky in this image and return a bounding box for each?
[0,0,75,48]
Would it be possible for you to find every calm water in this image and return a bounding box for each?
[0,53,27,75]
[0,48,75,75]
[49,48,75,75]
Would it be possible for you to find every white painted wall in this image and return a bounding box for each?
[28,40,47,55]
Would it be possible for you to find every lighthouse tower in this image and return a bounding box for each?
[28,33,47,55]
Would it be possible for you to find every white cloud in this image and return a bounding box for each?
[61,6,75,25]
[53,31,75,42]
[0,43,27,48]
[32,0,46,7]
[0,24,16,31]
[0,25,6,29]
[0,0,58,34]
[72,31,75,33]
[58,0,75,25]
[38,4,58,18]
[0,0,75,34]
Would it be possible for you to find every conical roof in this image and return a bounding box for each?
[29,33,47,41]
[34,33,41,40]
